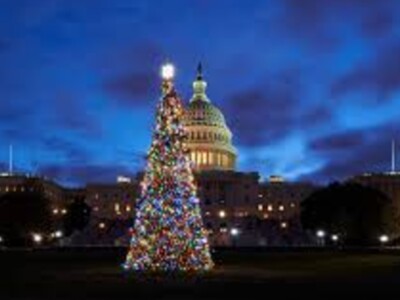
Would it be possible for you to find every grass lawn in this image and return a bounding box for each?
[1,247,400,299]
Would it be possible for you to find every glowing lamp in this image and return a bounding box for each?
[230,228,239,236]
[161,63,175,80]
[379,235,389,244]
[316,230,325,238]
[33,233,42,244]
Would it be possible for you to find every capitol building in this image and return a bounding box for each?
[183,64,237,171]
[0,64,316,247]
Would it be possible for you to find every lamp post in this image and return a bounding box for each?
[230,228,239,247]
[379,235,389,247]
[316,230,325,247]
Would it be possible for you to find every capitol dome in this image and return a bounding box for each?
[183,64,237,171]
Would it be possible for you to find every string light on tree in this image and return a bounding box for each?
[123,63,213,272]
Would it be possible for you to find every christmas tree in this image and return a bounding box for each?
[123,63,214,272]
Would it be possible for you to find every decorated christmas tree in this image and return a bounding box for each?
[123,63,214,272]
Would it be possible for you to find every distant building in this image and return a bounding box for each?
[350,172,400,217]
[0,65,318,247]
[0,173,69,213]
[182,63,237,171]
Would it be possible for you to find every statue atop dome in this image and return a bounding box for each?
[191,62,209,103]
[197,62,203,80]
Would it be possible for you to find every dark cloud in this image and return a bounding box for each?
[224,70,331,147]
[52,92,102,138]
[41,136,90,163]
[279,0,396,53]
[99,41,166,107]
[310,131,367,152]
[302,124,397,183]
[362,9,394,38]
[39,163,135,187]
[103,72,155,106]
[330,43,400,101]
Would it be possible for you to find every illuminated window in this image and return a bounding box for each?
[258,204,263,211]
[126,205,131,212]
[202,152,207,165]
[279,205,285,211]
[53,209,59,215]
[217,153,221,166]
[191,152,195,163]
[196,152,201,165]
[115,203,121,215]
[267,204,273,212]
[95,193,99,200]
[219,210,226,218]
[222,154,228,167]
[5,186,9,192]
[61,209,67,215]
[208,152,213,164]
[205,211,211,216]
[281,222,288,229]
[258,193,263,198]
[99,222,105,229]
[94,206,99,212]
[21,187,25,192]
[290,202,296,208]
[263,213,269,219]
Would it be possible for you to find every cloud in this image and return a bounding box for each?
[39,163,136,187]
[330,43,400,101]
[99,41,166,107]
[302,123,397,183]
[51,91,102,139]
[41,136,90,164]
[224,69,331,148]
[361,9,394,38]
[103,72,155,106]
[309,131,367,152]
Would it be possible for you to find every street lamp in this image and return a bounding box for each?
[331,234,339,242]
[316,230,325,246]
[230,228,239,236]
[379,235,389,245]
[230,227,239,247]
[32,233,43,244]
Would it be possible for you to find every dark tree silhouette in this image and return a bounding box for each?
[0,190,53,246]
[301,182,399,246]
[62,196,91,237]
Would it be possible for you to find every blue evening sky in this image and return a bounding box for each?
[0,0,400,186]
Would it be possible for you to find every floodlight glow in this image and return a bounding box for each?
[33,233,42,243]
[379,235,389,243]
[230,228,239,236]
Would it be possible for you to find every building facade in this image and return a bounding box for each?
[0,65,317,247]
[183,64,237,171]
